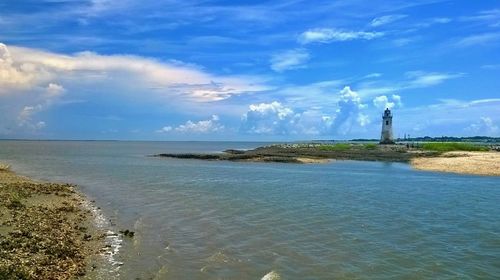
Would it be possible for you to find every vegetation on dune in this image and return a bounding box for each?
[421,142,489,152]
[363,143,378,150]
[318,143,378,151]
[318,143,352,151]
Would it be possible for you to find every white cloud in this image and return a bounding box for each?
[332,86,369,133]
[1,42,269,102]
[465,117,498,135]
[0,43,46,92]
[15,83,65,130]
[453,32,500,48]
[373,94,402,109]
[371,14,407,27]
[416,17,452,28]
[156,126,173,133]
[481,64,500,70]
[460,9,500,27]
[358,71,463,99]
[158,115,224,134]
[238,87,404,137]
[363,73,382,79]
[405,71,463,88]
[241,101,299,134]
[373,95,392,109]
[338,86,365,110]
[392,94,402,106]
[270,49,310,72]
[298,28,383,44]
[45,82,65,98]
[357,113,370,127]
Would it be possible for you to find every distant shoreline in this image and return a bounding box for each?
[153,143,437,163]
[153,143,500,176]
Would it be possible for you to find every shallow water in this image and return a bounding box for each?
[1,140,499,279]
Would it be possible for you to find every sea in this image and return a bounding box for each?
[0,140,499,279]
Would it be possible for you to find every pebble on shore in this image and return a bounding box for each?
[0,166,102,279]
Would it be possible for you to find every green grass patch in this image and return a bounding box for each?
[363,143,377,150]
[421,142,489,152]
[319,143,351,151]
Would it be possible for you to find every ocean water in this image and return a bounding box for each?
[1,140,499,279]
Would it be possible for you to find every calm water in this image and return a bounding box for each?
[1,140,499,279]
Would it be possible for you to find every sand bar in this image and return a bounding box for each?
[411,151,500,176]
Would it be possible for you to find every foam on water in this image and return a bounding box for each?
[80,198,123,278]
[261,271,281,280]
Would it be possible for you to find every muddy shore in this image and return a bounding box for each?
[0,164,104,279]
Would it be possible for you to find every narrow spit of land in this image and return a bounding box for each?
[153,143,438,163]
[0,164,102,279]
[153,143,500,176]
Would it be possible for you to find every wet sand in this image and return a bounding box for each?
[0,164,104,279]
[411,152,500,176]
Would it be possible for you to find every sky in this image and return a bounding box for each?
[0,0,499,141]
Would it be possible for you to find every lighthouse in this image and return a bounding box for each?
[380,108,395,144]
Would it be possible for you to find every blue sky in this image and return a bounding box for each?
[0,0,499,140]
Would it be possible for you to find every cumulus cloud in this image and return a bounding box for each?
[240,87,372,136]
[156,126,172,133]
[331,86,369,134]
[17,105,45,129]
[465,117,498,135]
[157,115,224,134]
[357,113,370,127]
[1,42,268,102]
[240,101,300,134]
[0,43,45,92]
[298,28,383,44]
[16,83,66,131]
[371,14,407,27]
[45,82,65,98]
[270,49,310,72]
[373,94,402,109]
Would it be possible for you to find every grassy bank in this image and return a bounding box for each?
[421,142,489,152]
[155,142,439,163]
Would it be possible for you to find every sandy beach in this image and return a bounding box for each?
[411,151,500,176]
[0,164,103,279]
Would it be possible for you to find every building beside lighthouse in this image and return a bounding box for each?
[380,108,395,144]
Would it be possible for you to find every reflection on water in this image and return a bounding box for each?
[1,140,499,279]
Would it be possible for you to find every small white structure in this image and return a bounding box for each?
[380,108,395,144]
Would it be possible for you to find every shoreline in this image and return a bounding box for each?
[411,151,500,176]
[153,144,499,177]
[0,163,116,279]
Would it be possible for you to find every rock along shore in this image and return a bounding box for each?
[0,164,104,279]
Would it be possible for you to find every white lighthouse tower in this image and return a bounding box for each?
[380,108,395,144]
